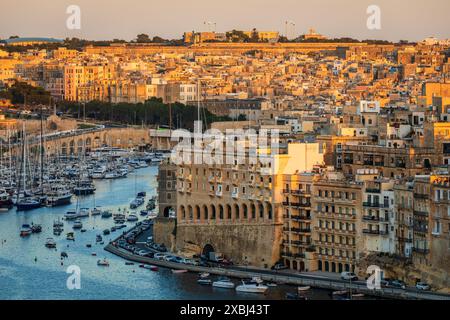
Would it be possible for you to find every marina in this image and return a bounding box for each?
[0,165,335,300]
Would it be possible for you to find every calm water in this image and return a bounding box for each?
[0,166,332,300]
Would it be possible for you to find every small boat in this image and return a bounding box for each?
[127,214,138,222]
[137,191,146,197]
[91,252,97,256]
[125,262,135,266]
[31,224,42,233]
[45,238,57,248]
[72,220,83,229]
[86,244,92,248]
[199,272,210,278]
[236,281,268,294]
[96,235,103,243]
[172,269,188,274]
[80,229,87,233]
[20,224,32,237]
[97,259,109,266]
[286,293,308,300]
[266,282,278,287]
[16,198,41,211]
[332,290,348,296]
[140,210,148,216]
[53,219,64,228]
[352,293,365,298]
[198,278,212,285]
[212,277,235,289]
[64,211,78,220]
[298,286,311,292]
[103,229,110,235]
[139,264,158,271]
[91,207,101,216]
[66,232,75,241]
[61,252,68,258]
[101,210,112,218]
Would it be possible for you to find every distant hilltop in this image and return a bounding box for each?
[0,37,63,46]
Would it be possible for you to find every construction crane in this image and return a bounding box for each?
[284,20,296,40]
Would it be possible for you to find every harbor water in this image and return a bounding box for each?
[0,166,334,300]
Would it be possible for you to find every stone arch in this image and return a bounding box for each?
[188,205,193,220]
[179,205,186,220]
[267,203,273,219]
[69,140,75,155]
[218,204,224,220]
[210,204,216,220]
[202,204,208,220]
[85,137,92,152]
[258,202,264,219]
[300,261,305,272]
[195,205,201,220]
[163,206,174,218]
[234,203,240,220]
[61,142,67,156]
[202,244,215,258]
[226,204,232,220]
[77,139,84,154]
[251,203,256,219]
[338,263,343,273]
[324,261,329,272]
[242,203,248,219]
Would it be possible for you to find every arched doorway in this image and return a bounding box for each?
[338,263,343,273]
[163,206,174,218]
[300,261,305,272]
[331,262,336,273]
[345,264,350,272]
[202,244,215,259]
[324,261,329,272]
[292,260,298,270]
[318,260,323,271]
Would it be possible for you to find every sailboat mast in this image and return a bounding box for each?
[40,104,44,195]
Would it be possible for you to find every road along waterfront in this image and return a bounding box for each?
[0,166,332,300]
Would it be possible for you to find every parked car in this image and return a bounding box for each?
[341,272,358,281]
[137,250,150,256]
[271,263,288,270]
[416,282,430,291]
[154,253,166,260]
[389,280,406,289]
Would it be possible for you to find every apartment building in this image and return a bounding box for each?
[281,172,318,271]
[312,170,363,274]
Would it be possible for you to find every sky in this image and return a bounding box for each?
[0,0,449,42]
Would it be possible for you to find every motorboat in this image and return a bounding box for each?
[74,183,96,196]
[46,185,72,207]
[103,229,110,235]
[0,188,13,210]
[91,207,101,216]
[66,232,75,241]
[16,198,41,211]
[97,259,110,266]
[298,286,311,292]
[236,281,268,294]
[286,293,308,300]
[139,264,158,271]
[101,210,112,218]
[172,269,188,274]
[212,277,235,289]
[130,197,144,209]
[45,238,57,248]
[31,224,42,233]
[197,278,212,285]
[20,224,32,237]
[137,191,146,197]
[78,208,90,218]
[64,211,78,220]
[96,235,103,243]
[72,219,83,229]
[127,214,138,222]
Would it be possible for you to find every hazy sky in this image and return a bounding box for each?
[1,0,449,42]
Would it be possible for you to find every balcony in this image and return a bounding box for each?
[292,215,311,221]
[414,210,428,217]
[413,193,429,199]
[365,188,381,193]
[363,202,388,208]
[362,215,387,222]
[363,229,388,236]
[412,247,429,254]
[398,237,413,243]
[291,202,311,209]
[231,191,239,199]
[215,190,223,197]
[291,227,312,234]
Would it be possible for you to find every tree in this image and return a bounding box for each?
[152,36,166,43]
[250,28,259,43]
[136,34,151,43]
